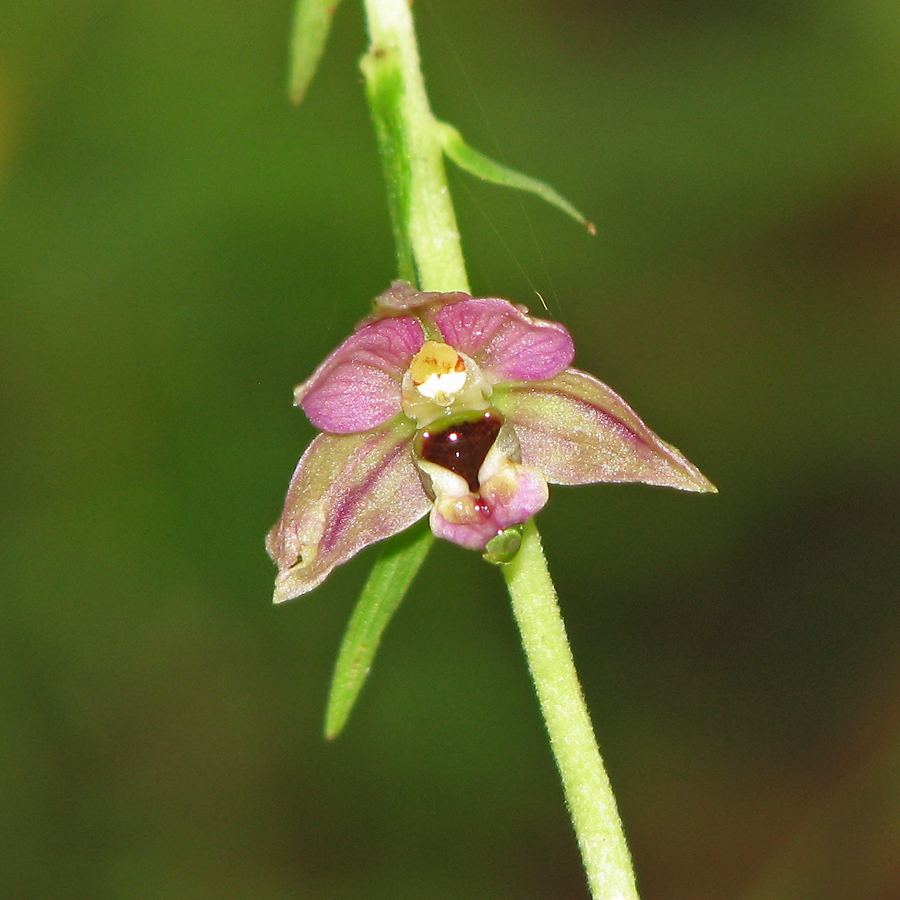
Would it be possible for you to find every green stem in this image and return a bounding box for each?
[504,520,640,900]
[360,1,638,896]
[361,0,469,292]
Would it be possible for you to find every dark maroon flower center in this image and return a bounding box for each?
[416,410,503,492]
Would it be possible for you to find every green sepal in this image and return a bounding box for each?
[324,520,434,740]
[289,0,344,104]
[436,121,596,234]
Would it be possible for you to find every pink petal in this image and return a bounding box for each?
[295,316,425,433]
[434,298,574,383]
[266,425,430,601]
[495,368,717,492]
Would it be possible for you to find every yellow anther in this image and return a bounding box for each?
[409,341,465,386]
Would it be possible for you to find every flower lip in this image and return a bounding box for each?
[422,440,551,551]
[415,409,504,493]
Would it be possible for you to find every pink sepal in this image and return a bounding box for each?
[495,368,717,492]
[266,424,430,601]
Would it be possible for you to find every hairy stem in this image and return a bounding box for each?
[504,520,640,900]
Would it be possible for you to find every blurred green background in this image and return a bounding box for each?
[2,1,899,898]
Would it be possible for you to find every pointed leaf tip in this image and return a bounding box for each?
[289,0,344,105]
[436,121,594,232]
[325,523,434,740]
[495,369,717,494]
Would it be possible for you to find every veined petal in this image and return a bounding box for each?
[495,368,717,492]
[295,316,425,433]
[266,424,430,602]
[434,298,574,383]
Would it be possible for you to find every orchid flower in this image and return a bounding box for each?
[267,282,715,602]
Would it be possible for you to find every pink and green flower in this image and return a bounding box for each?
[267,282,715,601]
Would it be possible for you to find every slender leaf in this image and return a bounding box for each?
[437,121,596,234]
[325,521,434,739]
[289,0,344,104]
